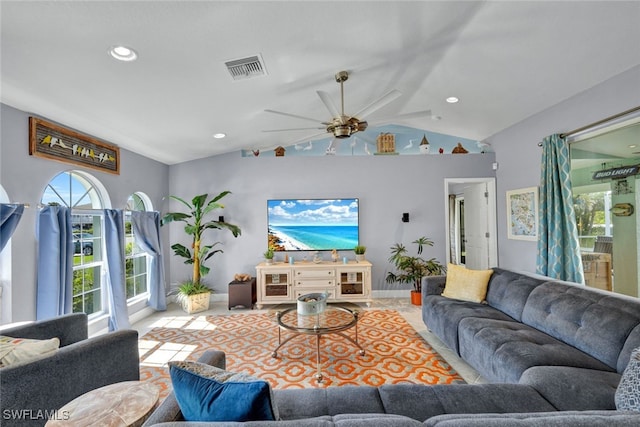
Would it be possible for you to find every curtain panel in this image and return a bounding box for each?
[104,209,131,331]
[36,206,73,320]
[536,134,584,283]
[131,211,167,311]
[0,203,25,251]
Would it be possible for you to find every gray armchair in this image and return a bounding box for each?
[0,313,140,427]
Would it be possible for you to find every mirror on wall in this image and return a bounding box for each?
[570,120,640,297]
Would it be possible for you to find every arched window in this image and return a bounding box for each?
[124,192,153,300]
[41,171,110,316]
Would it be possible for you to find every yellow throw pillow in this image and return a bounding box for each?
[441,264,493,303]
[0,335,60,367]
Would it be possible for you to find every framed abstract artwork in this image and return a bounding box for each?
[506,187,539,241]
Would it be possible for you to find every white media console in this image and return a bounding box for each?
[255,260,372,309]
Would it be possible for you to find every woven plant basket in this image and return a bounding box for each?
[181,292,211,314]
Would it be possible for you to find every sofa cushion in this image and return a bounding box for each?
[0,335,60,367]
[484,268,548,321]
[168,361,278,422]
[422,296,514,354]
[425,411,640,427]
[521,282,640,372]
[616,347,640,411]
[441,264,493,303]
[520,366,619,411]
[146,414,422,426]
[274,387,385,420]
[458,317,613,383]
[377,384,555,421]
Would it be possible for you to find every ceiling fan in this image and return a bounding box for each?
[263,70,431,144]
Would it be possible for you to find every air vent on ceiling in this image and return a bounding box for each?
[225,54,267,81]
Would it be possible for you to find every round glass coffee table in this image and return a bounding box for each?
[271,305,365,383]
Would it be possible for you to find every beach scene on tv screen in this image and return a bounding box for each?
[267,199,359,251]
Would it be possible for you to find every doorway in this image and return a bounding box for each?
[569,118,640,297]
[444,178,498,269]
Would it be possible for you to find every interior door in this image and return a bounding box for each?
[463,182,490,269]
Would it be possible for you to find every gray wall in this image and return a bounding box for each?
[2,64,638,322]
[166,152,496,294]
[0,103,170,322]
[488,65,640,273]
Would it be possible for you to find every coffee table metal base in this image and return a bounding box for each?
[271,308,365,383]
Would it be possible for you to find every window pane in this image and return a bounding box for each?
[73,266,102,315]
[124,193,150,301]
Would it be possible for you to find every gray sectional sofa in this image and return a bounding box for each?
[0,313,140,427]
[422,267,640,410]
[143,268,640,426]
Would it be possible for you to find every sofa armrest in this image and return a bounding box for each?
[423,275,447,296]
[142,350,227,426]
[0,313,88,347]
[0,329,139,423]
[519,366,619,411]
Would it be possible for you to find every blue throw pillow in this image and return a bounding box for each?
[168,361,279,422]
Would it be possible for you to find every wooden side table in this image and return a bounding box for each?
[228,277,257,309]
[45,381,159,427]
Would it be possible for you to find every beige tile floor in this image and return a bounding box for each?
[132,298,487,385]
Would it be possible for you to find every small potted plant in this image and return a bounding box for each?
[354,245,367,262]
[386,237,445,306]
[264,247,275,265]
[175,280,213,314]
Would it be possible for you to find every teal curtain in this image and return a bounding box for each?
[536,134,584,283]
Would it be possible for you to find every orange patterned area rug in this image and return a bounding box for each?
[139,309,464,401]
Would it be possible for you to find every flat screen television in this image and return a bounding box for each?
[267,198,359,251]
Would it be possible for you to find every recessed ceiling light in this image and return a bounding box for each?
[108,45,138,62]
[629,144,637,149]
[213,133,226,139]
[446,96,459,104]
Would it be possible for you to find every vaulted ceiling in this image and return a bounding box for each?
[2,1,639,165]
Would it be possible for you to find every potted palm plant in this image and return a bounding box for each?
[386,236,445,306]
[161,191,241,313]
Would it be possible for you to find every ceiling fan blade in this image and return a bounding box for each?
[283,131,331,147]
[369,109,433,126]
[353,89,402,120]
[262,127,325,133]
[264,109,328,125]
[316,91,342,121]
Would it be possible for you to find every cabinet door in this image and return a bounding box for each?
[262,270,292,300]
[337,269,367,297]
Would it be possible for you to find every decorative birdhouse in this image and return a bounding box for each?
[274,146,286,157]
[419,134,430,154]
[452,142,468,154]
[376,133,396,154]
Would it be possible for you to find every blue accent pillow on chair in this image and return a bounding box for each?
[169,361,279,422]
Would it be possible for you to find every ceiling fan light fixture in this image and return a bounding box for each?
[333,125,352,138]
